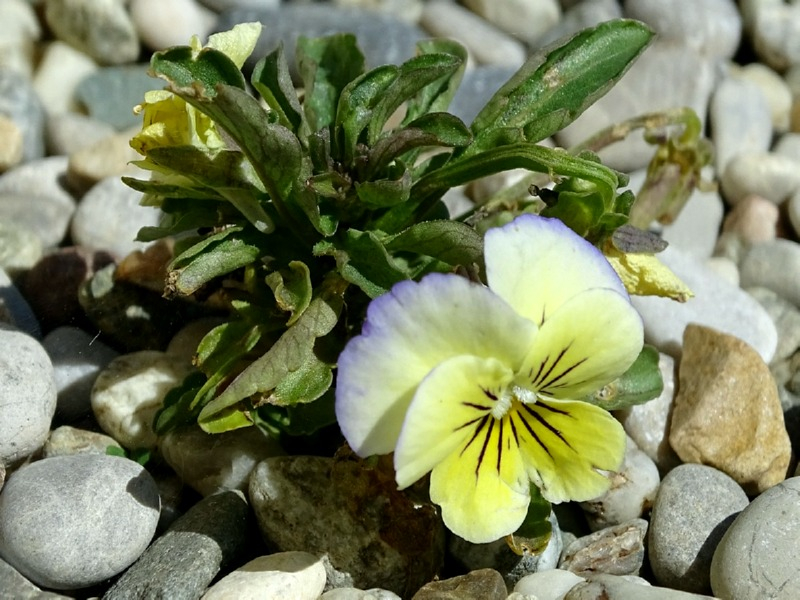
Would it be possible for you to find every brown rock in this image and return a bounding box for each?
[412,569,507,600]
[559,519,648,577]
[669,324,791,494]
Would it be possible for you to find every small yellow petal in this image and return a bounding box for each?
[604,247,693,302]
[206,22,263,69]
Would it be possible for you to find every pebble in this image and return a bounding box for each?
[616,353,681,474]
[130,0,216,52]
[463,0,561,46]
[736,62,793,133]
[0,220,41,276]
[0,454,160,590]
[556,40,715,172]
[334,0,425,24]
[70,175,160,258]
[742,0,800,71]
[746,287,800,362]
[774,131,800,162]
[711,476,800,599]
[0,0,40,77]
[709,76,772,175]
[581,437,660,531]
[513,569,585,599]
[535,0,622,48]
[559,519,649,577]
[104,490,253,600]
[91,350,194,450]
[448,65,518,127]
[0,114,23,172]
[565,573,718,599]
[42,425,123,457]
[0,557,72,600]
[657,186,724,260]
[624,0,741,60]
[0,154,74,204]
[419,1,526,68]
[42,326,119,422]
[215,6,427,76]
[21,247,115,332]
[669,324,791,495]
[0,325,56,465]
[790,188,800,238]
[0,191,75,250]
[248,454,445,597]
[0,67,45,162]
[739,239,800,307]
[43,0,140,66]
[411,568,507,600]
[166,317,226,361]
[159,425,284,497]
[202,551,327,600]
[31,41,98,116]
[648,464,748,594]
[45,112,117,156]
[200,0,280,11]
[320,588,402,600]
[704,256,739,287]
[721,152,800,205]
[74,66,164,131]
[66,127,142,194]
[720,194,779,246]
[0,268,40,338]
[630,245,778,363]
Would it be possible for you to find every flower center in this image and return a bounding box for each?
[491,384,538,419]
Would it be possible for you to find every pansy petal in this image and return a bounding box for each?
[394,355,515,489]
[520,288,642,399]
[336,273,537,457]
[512,398,626,504]
[485,215,627,326]
[429,412,530,543]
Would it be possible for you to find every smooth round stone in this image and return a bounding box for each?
[556,40,715,172]
[740,239,800,307]
[91,350,194,449]
[774,131,800,162]
[201,552,326,600]
[0,67,45,162]
[535,0,622,48]
[449,65,518,127]
[710,75,773,175]
[74,66,164,131]
[160,425,284,497]
[711,477,800,599]
[0,155,74,208]
[334,0,423,23]
[32,41,98,116]
[0,114,23,172]
[0,556,74,600]
[513,568,584,599]
[0,191,75,249]
[705,256,740,287]
[722,151,800,205]
[43,425,123,457]
[0,220,41,275]
[66,127,141,194]
[624,0,741,60]
[419,1,526,68]
[616,353,681,474]
[0,454,159,590]
[744,0,800,71]
[42,326,119,422]
[747,287,800,362]
[320,588,401,600]
[559,519,648,577]
[463,0,561,45]
[581,436,660,531]
[721,194,779,246]
[736,62,793,133]
[631,245,778,363]
[45,112,117,156]
[648,464,748,594]
[0,0,40,77]
[44,0,140,65]
[131,0,215,51]
[70,176,159,258]
[199,0,279,10]
[0,267,40,338]
[0,326,56,465]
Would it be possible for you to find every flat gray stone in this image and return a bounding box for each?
[74,65,160,131]
[0,557,72,600]
[0,454,160,590]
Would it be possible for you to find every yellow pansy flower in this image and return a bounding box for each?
[335,215,643,543]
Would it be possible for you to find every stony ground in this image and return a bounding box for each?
[2,0,800,598]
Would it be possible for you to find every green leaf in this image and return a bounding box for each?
[265,260,313,325]
[367,52,464,145]
[297,33,366,133]
[508,485,552,556]
[197,281,344,430]
[251,43,304,132]
[152,370,208,434]
[587,345,663,411]
[269,353,333,406]
[385,220,484,267]
[355,169,411,208]
[467,20,654,152]
[403,38,468,124]
[151,45,246,97]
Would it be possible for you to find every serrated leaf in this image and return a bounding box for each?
[150,45,246,97]
[586,345,663,411]
[385,220,483,267]
[403,38,468,124]
[252,43,304,132]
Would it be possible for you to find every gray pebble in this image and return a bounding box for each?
[70,176,159,258]
[449,65,518,127]
[710,76,773,175]
[42,425,123,457]
[0,155,76,220]
[648,464,748,594]
[320,588,401,600]
[43,0,140,65]
[740,239,800,307]
[42,327,119,423]
[720,152,800,205]
[0,557,72,600]
[0,268,40,338]
[0,67,45,162]
[463,0,561,46]
[0,220,41,276]
[711,476,800,599]
[0,325,56,465]
[631,245,778,363]
[104,490,253,600]
[0,454,160,590]
[202,552,327,599]
[0,191,75,249]
[535,0,622,49]
[31,41,98,116]
[624,0,741,60]
[45,112,116,156]
[747,287,800,361]
[565,573,718,599]
[560,519,649,577]
[74,66,162,131]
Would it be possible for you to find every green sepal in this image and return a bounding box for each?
[585,345,663,411]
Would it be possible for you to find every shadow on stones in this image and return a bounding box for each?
[125,471,160,510]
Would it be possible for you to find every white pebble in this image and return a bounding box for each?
[130,0,216,51]
[720,152,800,205]
[735,62,792,133]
